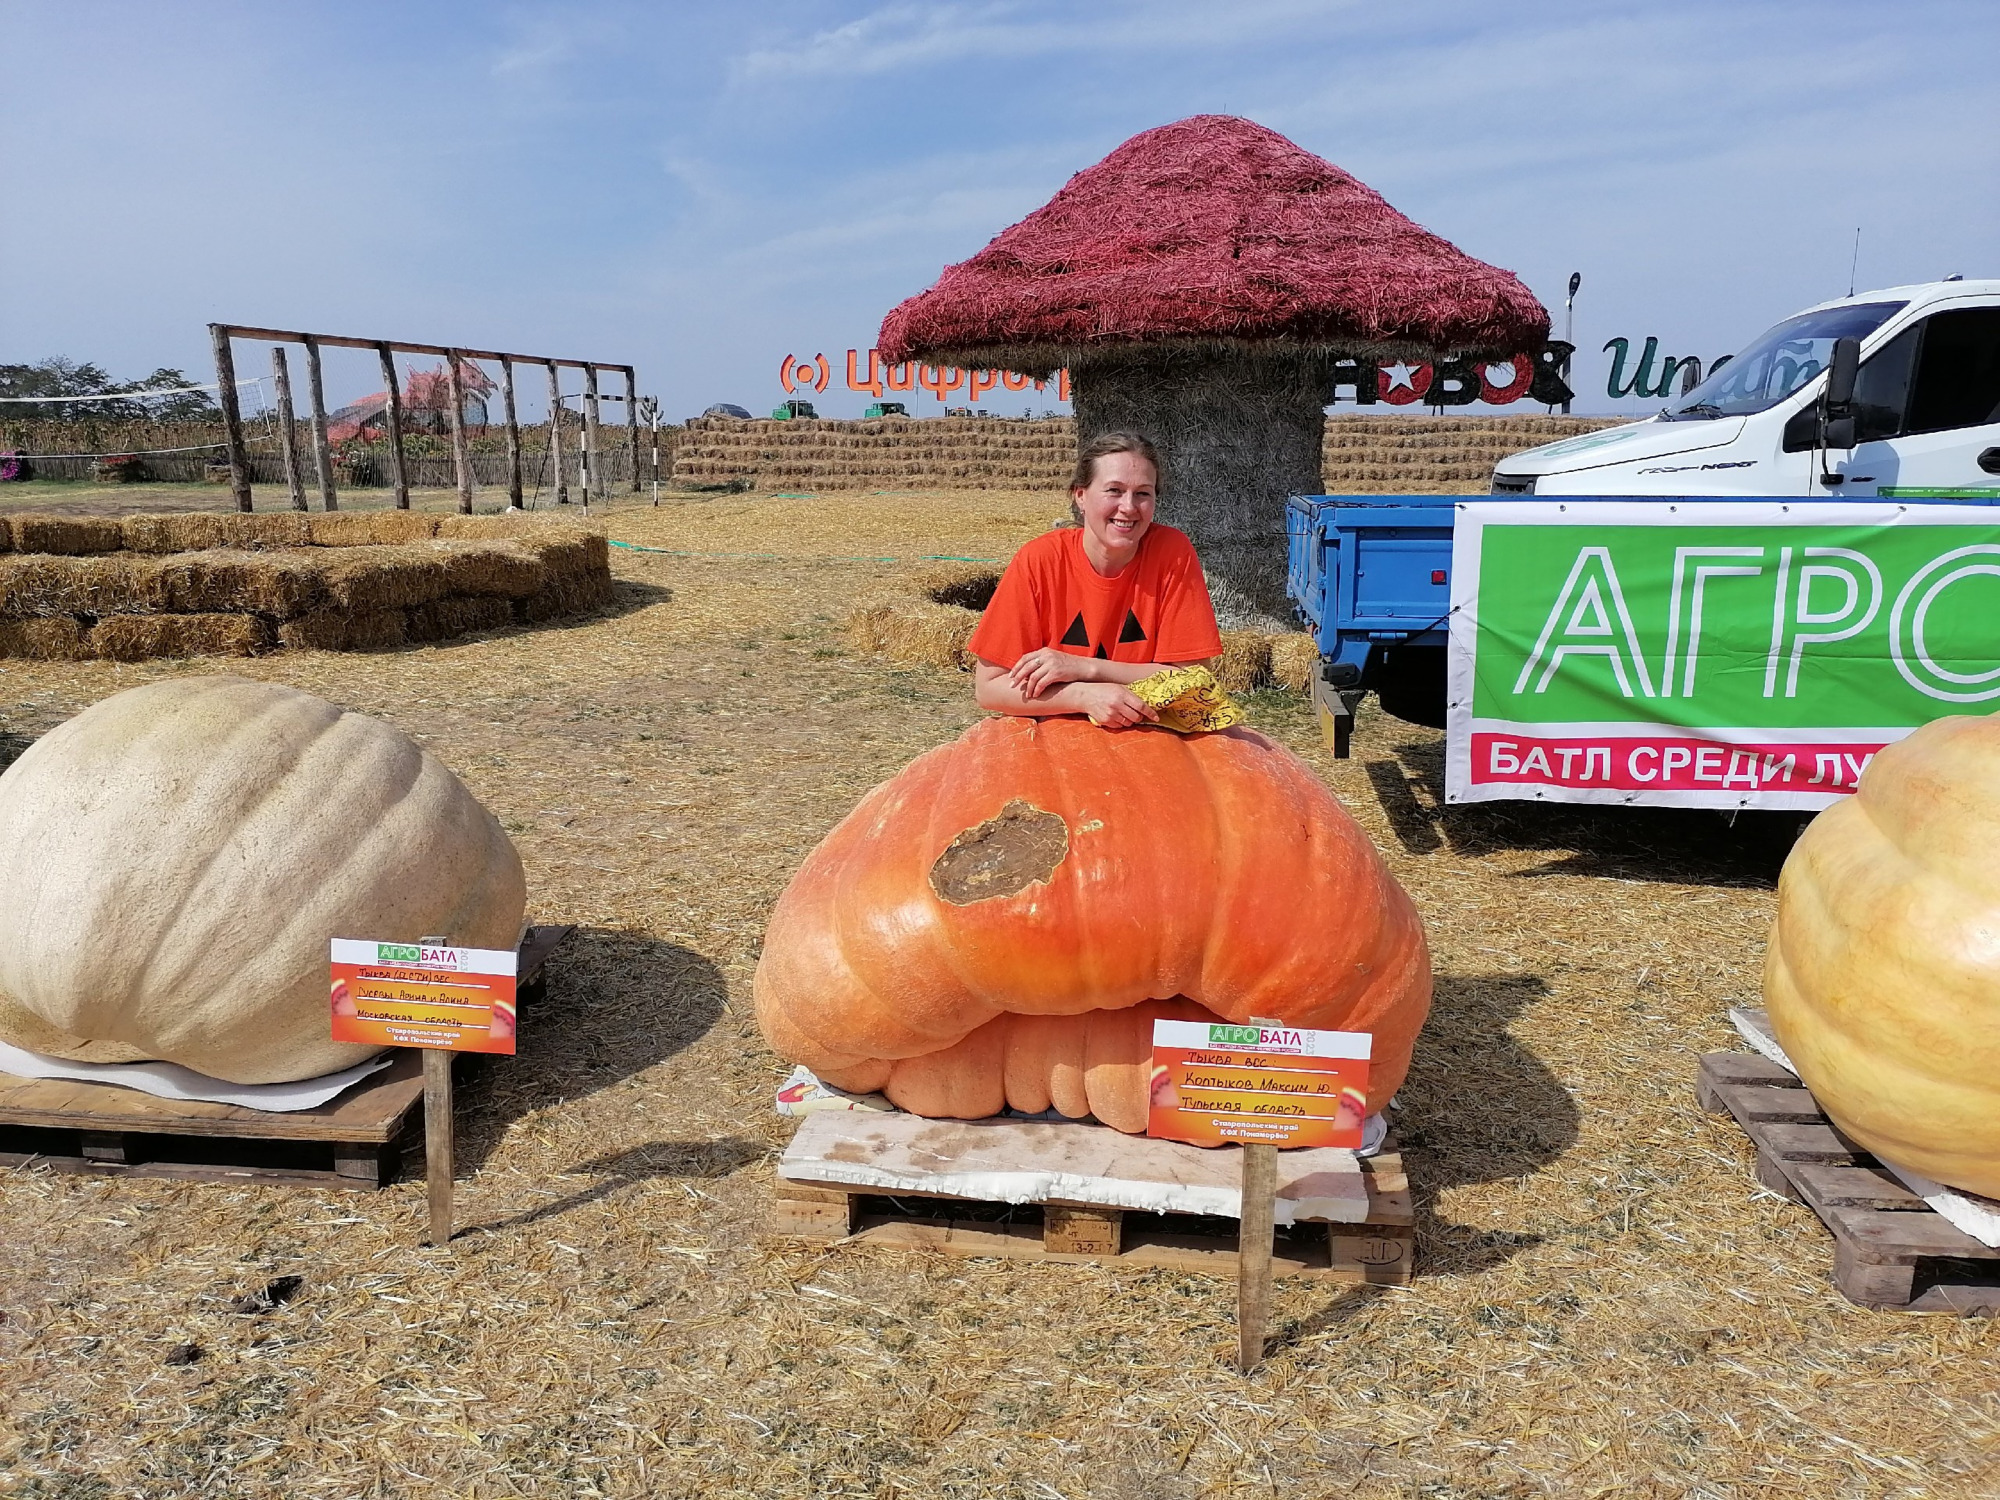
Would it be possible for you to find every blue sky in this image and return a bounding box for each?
[3,1,1994,420]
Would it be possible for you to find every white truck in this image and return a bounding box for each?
[1491,278,2000,498]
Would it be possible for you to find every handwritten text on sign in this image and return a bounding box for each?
[1148,1020,1370,1149]
[330,939,518,1055]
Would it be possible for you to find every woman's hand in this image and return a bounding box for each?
[1074,682,1157,729]
[1007,646,1096,699]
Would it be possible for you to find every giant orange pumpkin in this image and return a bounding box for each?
[755,716,1430,1131]
[1766,712,2000,1197]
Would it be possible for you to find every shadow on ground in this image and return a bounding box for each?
[445,927,727,1175]
[464,1136,765,1237]
[1368,734,1802,887]
[1395,971,1581,1277]
[0,730,33,773]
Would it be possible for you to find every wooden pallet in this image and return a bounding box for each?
[771,1111,1415,1284]
[0,925,573,1189]
[1698,1051,2000,1315]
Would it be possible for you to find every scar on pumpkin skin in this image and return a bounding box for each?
[929,799,1070,905]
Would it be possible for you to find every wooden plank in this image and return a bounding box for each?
[270,346,308,512]
[0,1150,355,1190]
[1758,1120,1866,1163]
[1716,1084,1828,1124]
[1916,1283,2000,1316]
[1311,676,1352,759]
[302,335,338,510]
[445,352,475,514]
[624,367,642,493]
[1045,1206,1121,1258]
[1698,1051,1797,1111]
[546,362,570,507]
[423,1047,454,1246]
[210,324,252,512]
[1823,1202,2000,1262]
[1790,1163,1930,1212]
[518,924,572,985]
[333,1142,393,1186]
[377,343,410,509]
[1238,1142,1277,1371]
[216,325,629,373]
[1703,1049,2000,1315]
[500,357,523,509]
[779,1112,1371,1225]
[583,365,603,507]
[1119,1229,1324,1280]
[1328,1222,1416,1285]
[1832,1238,1917,1308]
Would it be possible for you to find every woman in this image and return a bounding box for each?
[970,432,1221,727]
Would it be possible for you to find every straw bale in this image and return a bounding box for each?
[514,572,616,623]
[845,596,978,670]
[7,514,124,555]
[1267,630,1319,692]
[307,511,440,547]
[0,554,171,617]
[431,540,546,599]
[89,612,271,661]
[0,614,90,659]
[158,549,325,618]
[405,594,517,642]
[276,606,408,651]
[318,545,449,611]
[521,530,609,584]
[119,512,229,554]
[1213,629,1272,693]
[217,512,312,549]
[434,514,531,540]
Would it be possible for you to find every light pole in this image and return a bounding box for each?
[1562,271,1581,415]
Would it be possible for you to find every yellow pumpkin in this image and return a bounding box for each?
[1765,713,2000,1196]
[0,676,525,1084]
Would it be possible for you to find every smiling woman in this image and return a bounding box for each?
[968,431,1222,727]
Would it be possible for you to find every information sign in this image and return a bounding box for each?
[1147,1020,1370,1149]
[1447,501,2000,811]
[330,939,518,1054]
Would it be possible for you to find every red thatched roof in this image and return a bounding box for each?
[878,115,1548,372]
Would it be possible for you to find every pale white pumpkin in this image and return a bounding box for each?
[0,676,525,1083]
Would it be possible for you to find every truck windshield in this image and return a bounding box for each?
[1661,301,1907,419]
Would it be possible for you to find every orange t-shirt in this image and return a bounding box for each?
[967,525,1222,669]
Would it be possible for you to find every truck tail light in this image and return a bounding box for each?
[1431,570,1447,585]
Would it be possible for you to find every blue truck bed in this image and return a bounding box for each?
[1283,490,2000,758]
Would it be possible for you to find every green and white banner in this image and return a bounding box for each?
[1446,501,2000,809]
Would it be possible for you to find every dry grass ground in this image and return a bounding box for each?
[0,483,1996,1498]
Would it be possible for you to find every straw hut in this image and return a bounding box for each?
[878,115,1548,618]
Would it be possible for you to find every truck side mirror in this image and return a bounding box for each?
[1824,336,1860,410]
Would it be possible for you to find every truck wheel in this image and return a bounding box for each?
[1375,644,1447,729]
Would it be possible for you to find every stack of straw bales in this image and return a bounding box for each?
[0,512,613,661]
[846,559,1319,694]
[673,413,1623,493]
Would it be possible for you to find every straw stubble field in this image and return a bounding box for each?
[0,486,1995,1499]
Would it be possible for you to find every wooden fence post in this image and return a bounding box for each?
[500,357,523,509]
[270,346,307,512]
[445,352,474,514]
[210,324,252,512]
[546,362,569,506]
[302,336,337,511]
[1238,1141,1277,1373]
[377,343,410,510]
[583,365,603,508]
[419,933,455,1248]
[624,367,641,492]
